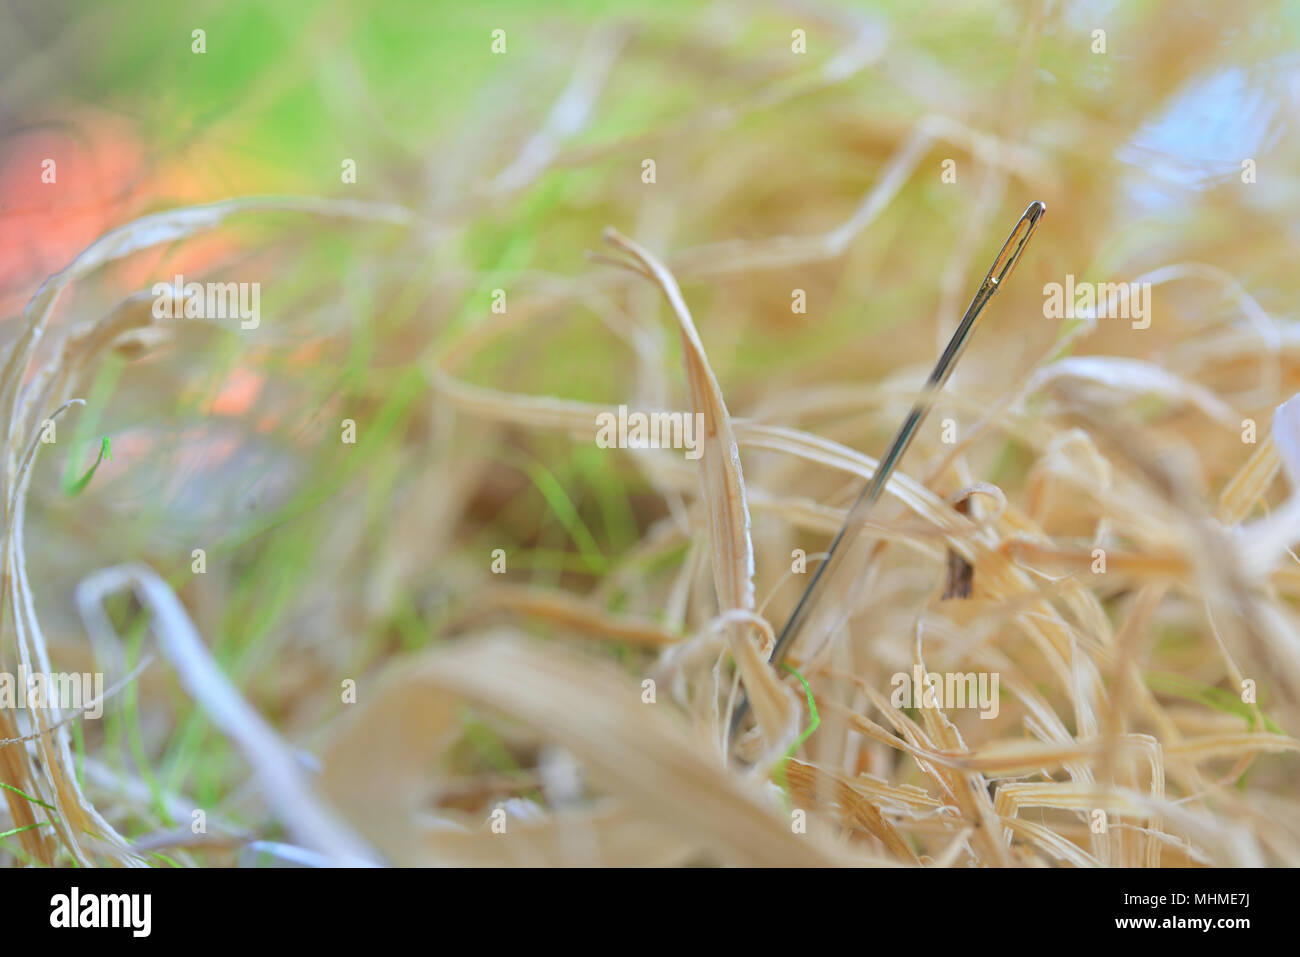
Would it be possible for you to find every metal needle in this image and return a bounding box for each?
[728,201,1046,743]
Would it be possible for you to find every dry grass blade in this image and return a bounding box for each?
[420,806,696,868]
[1026,356,1239,428]
[2,195,411,449]
[784,759,917,863]
[465,583,682,650]
[599,228,795,754]
[319,631,850,866]
[76,564,378,865]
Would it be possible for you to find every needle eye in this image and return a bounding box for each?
[987,201,1046,289]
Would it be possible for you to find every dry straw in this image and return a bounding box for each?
[4,7,1299,868]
